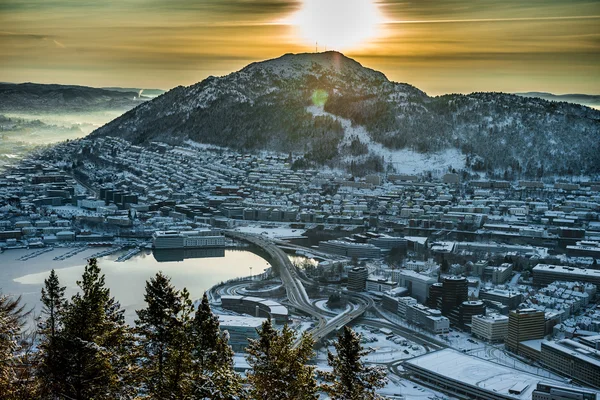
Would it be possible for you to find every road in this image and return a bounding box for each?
[225,231,371,346]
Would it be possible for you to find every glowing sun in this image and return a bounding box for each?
[289,0,384,51]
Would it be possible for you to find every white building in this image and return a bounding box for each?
[397,270,437,304]
[471,314,509,342]
[153,229,225,249]
[406,303,450,334]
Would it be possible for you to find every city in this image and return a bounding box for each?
[1,135,599,399]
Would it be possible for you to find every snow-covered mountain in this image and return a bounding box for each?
[91,51,600,176]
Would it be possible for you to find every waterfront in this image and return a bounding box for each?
[0,246,271,326]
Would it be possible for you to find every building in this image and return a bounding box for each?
[532,383,597,400]
[220,295,288,324]
[152,229,225,249]
[540,339,600,389]
[219,315,267,351]
[405,348,595,400]
[489,263,513,284]
[506,309,545,356]
[318,240,381,259]
[348,267,368,291]
[397,296,418,317]
[398,270,437,304]
[441,276,468,317]
[368,234,407,251]
[366,277,397,293]
[405,258,438,272]
[479,288,523,309]
[533,265,600,287]
[405,303,450,334]
[472,314,509,342]
[427,283,443,309]
[580,335,600,350]
[456,300,486,328]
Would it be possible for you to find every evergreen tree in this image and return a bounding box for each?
[58,258,136,400]
[191,293,242,400]
[321,326,387,400]
[246,320,318,400]
[38,269,68,398]
[0,292,32,399]
[136,272,191,399]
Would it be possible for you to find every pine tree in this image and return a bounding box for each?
[0,292,29,399]
[38,269,67,398]
[191,293,242,399]
[321,326,387,400]
[246,320,318,400]
[164,287,194,399]
[136,272,191,399]
[58,258,136,400]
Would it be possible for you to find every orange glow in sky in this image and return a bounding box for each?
[288,0,384,51]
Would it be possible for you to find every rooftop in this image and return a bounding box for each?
[405,348,597,399]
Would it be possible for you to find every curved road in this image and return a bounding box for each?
[225,231,371,346]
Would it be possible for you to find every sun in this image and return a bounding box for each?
[289,0,384,51]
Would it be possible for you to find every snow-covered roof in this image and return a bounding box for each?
[405,348,591,399]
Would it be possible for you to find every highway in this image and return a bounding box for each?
[225,231,371,346]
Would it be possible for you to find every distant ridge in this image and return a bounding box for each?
[0,82,154,113]
[516,92,600,109]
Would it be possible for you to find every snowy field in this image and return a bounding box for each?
[232,225,306,239]
[307,105,466,175]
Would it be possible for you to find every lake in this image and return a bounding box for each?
[0,246,271,326]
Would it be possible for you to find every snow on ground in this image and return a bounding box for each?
[313,299,351,315]
[379,377,455,400]
[316,324,426,364]
[307,105,466,175]
[232,225,306,239]
[376,307,563,380]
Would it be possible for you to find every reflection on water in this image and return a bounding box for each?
[153,247,225,262]
[8,248,271,326]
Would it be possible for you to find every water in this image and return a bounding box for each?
[0,246,271,326]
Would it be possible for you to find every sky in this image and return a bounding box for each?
[1,0,599,95]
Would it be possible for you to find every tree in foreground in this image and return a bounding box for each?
[321,326,387,400]
[0,292,33,399]
[246,320,318,400]
[191,292,242,399]
[57,258,137,399]
[37,269,67,398]
[136,272,190,399]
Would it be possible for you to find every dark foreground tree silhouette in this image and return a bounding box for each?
[321,326,387,399]
[56,258,137,399]
[191,292,243,399]
[0,292,33,399]
[246,320,318,400]
[37,269,67,398]
[135,271,188,399]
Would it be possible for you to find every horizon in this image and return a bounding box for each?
[1,1,599,96]
[1,50,600,97]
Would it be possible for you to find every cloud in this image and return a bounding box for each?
[53,39,66,48]
[385,15,600,24]
[0,31,51,40]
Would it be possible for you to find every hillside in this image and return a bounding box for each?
[90,52,600,176]
[0,83,149,113]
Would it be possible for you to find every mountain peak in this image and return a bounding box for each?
[240,51,388,82]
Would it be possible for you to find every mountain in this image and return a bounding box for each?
[0,83,149,113]
[90,51,600,176]
[516,92,600,110]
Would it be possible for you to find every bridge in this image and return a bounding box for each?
[225,231,371,346]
